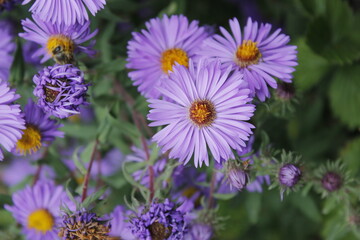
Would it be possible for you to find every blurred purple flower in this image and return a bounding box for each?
[109,206,136,240]
[0,20,15,81]
[279,164,301,187]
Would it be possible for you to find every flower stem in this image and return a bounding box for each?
[208,170,217,209]
[81,139,99,202]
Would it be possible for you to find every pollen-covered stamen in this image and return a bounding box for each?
[149,222,172,240]
[161,48,189,73]
[189,100,216,127]
[235,40,261,67]
[47,34,75,56]
[44,83,60,103]
[27,209,54,233]
[16,125,42,155]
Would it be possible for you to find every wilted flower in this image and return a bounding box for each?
[0,80,25,161]
[58,211,111,240]
[198,17,297,101]
[129,199,187,240]
[33,64,89,119]
[20,15,97,64]
[148,59,255,167]
[5,181,72,240]
[127,14,209,98]
[22,0,106,26]
[15,99,63,155]
[278,164,301,187]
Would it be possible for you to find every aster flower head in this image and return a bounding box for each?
[0,80,25,161]
[19,15,97,64]
[127,14,209,98]
[129,199,187,240]
[33,64,89,119]
[15,99,63,155]
[23,0,106,26]
[198,17,297,101]
[58,211,111,240]
[148,59,255,167]
[278,163,301,187]
[0,20,15,81]
[5,180,72,240]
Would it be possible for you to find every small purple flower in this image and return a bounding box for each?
[227,167,249,191]
[0,20,15,81]
[33,64,89,119]
[22,0,106,26]
[127,14,209,98]
[129,199,187,240]
[279,164,301,187]
[198,17,297,101]
[23,41,42,66]
[109,206,136,240]
[5,180,72,240]
[15,99,63,155]
[184,223,213,240]
[321,171,342,192]
[59,211,111,240]
[19,15,97,64]
[148,59,255,167]
[0,80,25,161]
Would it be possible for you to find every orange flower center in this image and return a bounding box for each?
[160,48,189,73]
[189,100,216,127]
[235,40,261,67]
[16,125,42,155]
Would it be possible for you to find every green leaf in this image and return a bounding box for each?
[293,38,329,91]
[9,40,25,85]
[61,124,97,140]
[73,147,87,175]
[329,66,360,129]
[213,192,237,201]
[245,193,261,224]
[80,141,97,164]
[340,137,360,176]
[82,186,107,209]
[290,194,322,222]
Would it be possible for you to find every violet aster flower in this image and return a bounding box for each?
[184,223,213,240]
[23,41,42,66]
[278,164,301,187]
[127,14,209,98]
[33,64,89,119]
[15,99,63,155]
[19,15,97,64]
[5,180,72,240]
[198,17,297,101]
[109,206,136,240]
[59,211,111,240]
[148,59,255,167]
[0,0,21,12]
[321,171,342,192]
[227,166,249,191]
[0,20,15,81]
[22,0,106,26]
[129,199,187,240]
[0,80,25,161]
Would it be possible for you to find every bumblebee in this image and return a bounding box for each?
[47,35,75,65]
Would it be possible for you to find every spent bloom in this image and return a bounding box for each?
[127,14,209,98]
[148,59,255,167]
[15,99,63,155]
[58,211,111,240]
[22,0,106,26]
[5,180,72,240]
[0,80,25,161]
[198,17,297,101]
[20,15,97,64]
[33,64,89,119]
[278,164,301,187]
[0,20,15,81]
[129,199,187,240]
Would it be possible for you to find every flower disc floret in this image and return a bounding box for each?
[33,64,89,119]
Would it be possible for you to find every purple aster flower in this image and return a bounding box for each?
[127,14,209,98]
[33,64,89,119]
[0,0,21,11]
[0,80,25,161]
[109,206,136,240]
[22,0,106,26]
[126,144,167,188]
[279,163,301,187]
[148,59,255,167]
[226,166,249,191]
[19,15,97,64]
[198,17,297,101]
[184,223,213,240]
[59,211,111,240]
[14,99,63,155]
[129,199,187,240]
[0,20,15,81]
[5,180,72,240]
[23,41,42,66]
[1,157,55,186]
[321,171,342,192]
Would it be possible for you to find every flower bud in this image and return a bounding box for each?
[321,171,342,192]
[278,164,301,187]
[227,167,249,191]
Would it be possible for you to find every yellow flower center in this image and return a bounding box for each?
[16,125,42,155]
[27,209,54,233]
[189,100,216,127]
[160,48,189,73]
[235,40,261,67]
